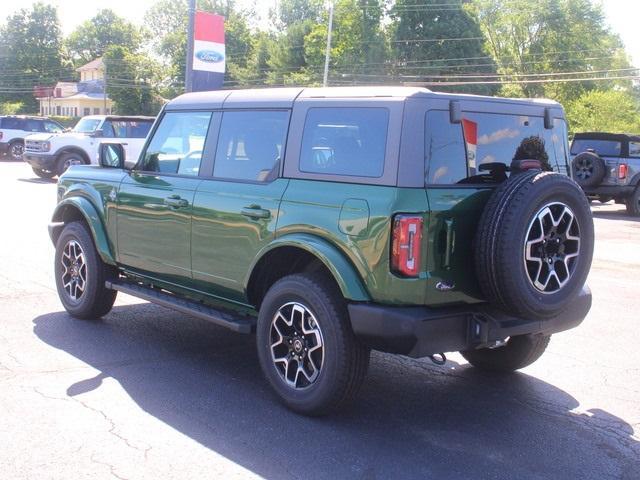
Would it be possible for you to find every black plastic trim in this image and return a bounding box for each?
[349,285,592,358]
[106,280,256,334]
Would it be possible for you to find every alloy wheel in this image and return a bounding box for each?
[524,202,581,293]
[269,302,324,389]
[60,240,87,302]
[573,156,593,181]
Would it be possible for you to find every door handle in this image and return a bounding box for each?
[241,205,271,219]
[164,195,189,208]
[443,218,455,269]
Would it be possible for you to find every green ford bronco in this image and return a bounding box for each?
[50,87,594,415]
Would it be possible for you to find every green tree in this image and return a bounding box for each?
[66,9,143,64]
[0,2,68,112]
[144,0,254,93]
[303,0,388,85]
[468,0,631,101]
[388,0,497,95]
[104,46,163,115]
[565,90,640,134]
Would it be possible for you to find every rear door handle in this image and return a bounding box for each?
[164,195,189,208]
[241,205,271,219]
[443,218,455,269]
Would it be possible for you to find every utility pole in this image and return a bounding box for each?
[185,0,196,92]
[103,59,108,114]
[323,2,334,87]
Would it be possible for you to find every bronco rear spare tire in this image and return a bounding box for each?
[475,171,593,319]
[572,151,605,187]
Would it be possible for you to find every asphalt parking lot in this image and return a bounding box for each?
[0,160,638,479]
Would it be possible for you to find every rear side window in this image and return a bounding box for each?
[300,107,388,178]
[213,110,289,182]
[570,139,622,157]
[629,142,640,158]
[1,118,23,130]
[25,120,42,132]
[425,110,467,184]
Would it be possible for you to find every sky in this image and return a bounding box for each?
[2,0,640,68]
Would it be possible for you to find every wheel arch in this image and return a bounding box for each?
[245,234,370,308]
[50,197,116,265]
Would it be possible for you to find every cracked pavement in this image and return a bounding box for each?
[0,161,638,479]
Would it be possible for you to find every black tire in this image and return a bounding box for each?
[461,334,551,372]
[56,152,85,176]
[475,171,594,319]
[572,152,606,187]
[54,221,117,319]
[256,273,370,416]
[32,167,56,179]
[625,186,640,216]
[9,140,24,160]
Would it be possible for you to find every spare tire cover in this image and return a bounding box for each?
[475,171,594,319]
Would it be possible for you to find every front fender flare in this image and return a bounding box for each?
[246,233,370,302]
[50,196,116,265]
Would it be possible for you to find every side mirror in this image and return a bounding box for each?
[449,100,462,124]
[99,143,126,169]
[544,108,554,130]
[91,129,104,138]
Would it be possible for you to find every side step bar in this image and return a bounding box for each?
[105,281,256,334]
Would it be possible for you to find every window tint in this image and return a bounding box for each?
[142,111,211,176]
[570,138,622,157]
[213,110,289,182]
[73,118,101,133]
[2,117,23,130]
[462,113,554,173]
[425,110,467,184]
[101,120,116,138]
[300,107,388,178]
[628,142,640,157]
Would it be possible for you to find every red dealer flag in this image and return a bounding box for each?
[191,11,225,91]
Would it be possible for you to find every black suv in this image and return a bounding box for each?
[0,115,64,160]
[570,132,640,215]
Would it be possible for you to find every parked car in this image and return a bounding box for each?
[23,115,154,178]
[570,132,640,215]
[50,87,593,415]
[0,115,64,160]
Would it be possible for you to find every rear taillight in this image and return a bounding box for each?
[391,214,423,277]
[619,163,628,179]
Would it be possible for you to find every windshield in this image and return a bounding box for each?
[73,118,101,133]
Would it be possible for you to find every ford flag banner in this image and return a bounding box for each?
[192,11,225,91]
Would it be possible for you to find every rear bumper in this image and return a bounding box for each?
[348,286,592,358]
[24,152,56,170]
[582,185,634,197]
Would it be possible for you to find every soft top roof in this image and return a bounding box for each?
[573,132,640,143]
[166,86,562,111]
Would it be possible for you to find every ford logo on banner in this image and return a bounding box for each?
[196,49,225,64]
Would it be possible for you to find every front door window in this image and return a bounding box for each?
[142,111,212,176]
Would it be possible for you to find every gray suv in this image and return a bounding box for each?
[570,132,640,215]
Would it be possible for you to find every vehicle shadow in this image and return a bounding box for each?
[17,177,57,184]
[33,304,639,480]
[591,209,640,223]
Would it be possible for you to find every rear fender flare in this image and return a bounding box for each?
[245,233,370,302]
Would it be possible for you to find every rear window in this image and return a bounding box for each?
[300,107,389,178]
[570,138,622,157]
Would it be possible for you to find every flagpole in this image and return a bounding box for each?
[185,0,196,92]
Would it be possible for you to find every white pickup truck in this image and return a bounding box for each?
[24,115,155,178]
